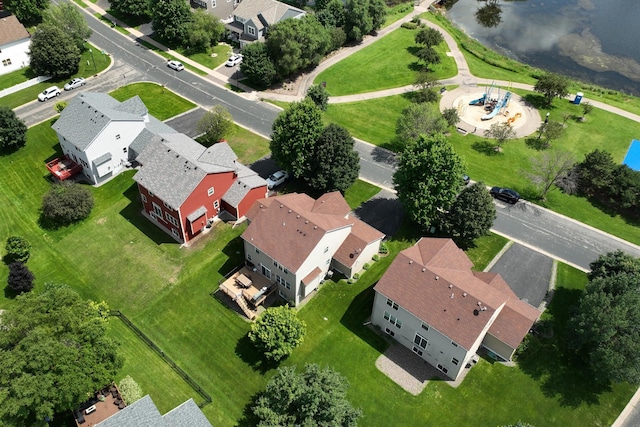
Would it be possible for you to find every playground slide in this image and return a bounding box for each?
[469,94,486,105]
[482,92,512,121]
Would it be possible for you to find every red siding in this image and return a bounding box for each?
[237,186,268,218]
[137,183,184,241]
[177,171,236,242]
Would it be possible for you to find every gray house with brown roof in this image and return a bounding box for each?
[0,13,31,75]
[372,238,540,380]
[242,192,384,306]
[225,0,305,47]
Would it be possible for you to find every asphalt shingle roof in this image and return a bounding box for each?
[52,93,148,151]
[233,0,304,29]
[0,15,30,46]
[96,395,211,427]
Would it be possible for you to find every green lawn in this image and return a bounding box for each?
[465,233,509,271]
[137,40,209,76]
[0,67,37,91]
[343,179,381,209]
[110,82,196,120]
[226,124,271,165]
[325,91,640,245]
[382,2,414,28]
[314,27,457,96]
[177,44,232,70]
[0,44,112,109]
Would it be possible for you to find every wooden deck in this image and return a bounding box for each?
[74,384,125,426]
[218,267,277,320]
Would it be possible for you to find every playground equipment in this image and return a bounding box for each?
[482,91,512,121]
[469,82,495,106]
[507,112,522,124]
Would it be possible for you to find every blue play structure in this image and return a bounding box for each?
[481,91,511,121]
[623,139,640,171]
[469,81,495,106]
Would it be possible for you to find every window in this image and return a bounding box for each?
[255,248,260,254]
[385,328,395,337]
[211,0,216,7]
[165,213,179,227]
[247,26,256,36]
[413,333,428,349]
[285,280,291,290]
[386,299,399,310]
[261,264,271,279]
[208,187,215,196]
[172,228,180,237]
[163,201,172,210]
[247,253,252,261]
[412,347,423,356]
[148,191,154,197]
[452,358,459,366]
[152,203,163,220]
[214,200,219,209]
[2,58,12,67]
[141,194,147,203]
[283,268,288,274]
[123,147,128,153]
[326,258,330,265]
[437,364,448,374]
[451,341,458,348]
[115,134,121,140]
[324,246,329,253]
[274,261,279,267]
[383,311,402,328]
[421,323,429,331]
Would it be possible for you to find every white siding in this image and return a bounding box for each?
[0,38,30,76]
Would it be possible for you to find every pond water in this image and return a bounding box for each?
[445,0,640,96]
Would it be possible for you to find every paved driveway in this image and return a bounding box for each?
[164,108,206,138]
[489,243,553,308]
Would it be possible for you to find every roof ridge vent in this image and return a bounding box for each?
[448,284,453,289]
[421,268,426,272]
[288,209,292,213]
[477,301,482,306]
[409,260,413,264]
[463,292,467,297]
[450,293,454,298]
[435,275,439,280]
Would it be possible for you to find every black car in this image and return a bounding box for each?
[490,187,520,204]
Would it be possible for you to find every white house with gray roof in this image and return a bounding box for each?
[226,0,305,47]
[52,92,176,185]
[96,395,211,427]
[133,135,267,244]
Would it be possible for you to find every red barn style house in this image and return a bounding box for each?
[133,134,267,244]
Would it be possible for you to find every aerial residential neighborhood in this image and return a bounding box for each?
[1,0,640,426]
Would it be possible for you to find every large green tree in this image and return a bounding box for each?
[185,9,224,53]
[394,134,466,229]
[29,24,81,79]
[4,235,31,263]
[240,42,277,88]
[534,72,570,106]
[306,83,330,111]
[306,124,360,192]
[266,15,331,79]
[0,283,122,425]
[415,27,443,48]
[0,107,27,152]
[109,0,149,18]
[567,253,640,385]
[396,102,448,145]
[249,306,306,362]
[4,0,50,25]
[42,1,92,51]
[41,181,94,227]
[484,121,516,150]
[150,0,192,46]
[270,99,324,178]
[252,364,362,426]
[344,0,385,42]
[441,182,496,248]
[196,105,235,146]
[526,150,576,201]
[577,149,616,196]
[588,250,640,282]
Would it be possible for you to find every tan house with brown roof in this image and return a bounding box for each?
[0,13,31,75]
[372,238,540,380]
[242,192,384,306]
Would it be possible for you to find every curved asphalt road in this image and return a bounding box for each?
[13,4,640,272]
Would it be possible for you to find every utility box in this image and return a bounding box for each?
[573,92,584,105]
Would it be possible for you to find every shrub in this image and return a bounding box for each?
[362,263,370,270]
[54,101,68,113]
[379,241,389,254]
[401,22,418,30]
[353,273,360,280]
[372,254,379,261]
[5,236,31,263]
[118,376,143,404]
[7,262,35,293]
[41,181,94,227]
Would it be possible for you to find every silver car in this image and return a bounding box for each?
[64,77,86,91]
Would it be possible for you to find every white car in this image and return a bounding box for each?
[266,170,289,190]
[167,60,184,71]
[64,77,86,91]
[225,54,243,67]
[38,86,61,101]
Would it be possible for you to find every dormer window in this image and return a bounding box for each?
[247,26,256,36]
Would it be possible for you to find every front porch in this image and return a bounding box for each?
[218,266,278,320]
[46,155,83,181]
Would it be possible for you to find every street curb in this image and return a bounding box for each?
[612,386,640,427]
[483,240,514,272]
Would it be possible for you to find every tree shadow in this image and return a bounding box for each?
[4,285,21,299]
[471,140,501,156]
[339,284,389,354]
[525,137,549,151]
[370,146,398,166]
[522,93,554,110]
[118,181,175,245]
[236,391,264,427]
[234,333,280,375]
[517,287,612,406]
[219,236,246,277]
[353,197,405,238]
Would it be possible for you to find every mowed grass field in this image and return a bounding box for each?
[325,90,640,245]
[0,118,634,426]
[314,27,457,96]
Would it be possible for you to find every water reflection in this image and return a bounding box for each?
[445,0,640,95]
